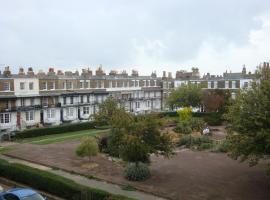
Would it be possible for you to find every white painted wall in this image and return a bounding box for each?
[43,108,61,125]
[14,78,39,96]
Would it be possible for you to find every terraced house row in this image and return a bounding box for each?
[0,66,173,133]
[0,62,267,134]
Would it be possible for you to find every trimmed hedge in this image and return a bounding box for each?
[0,159,133,200]
[14,122,96,139]
[159,111,224,126]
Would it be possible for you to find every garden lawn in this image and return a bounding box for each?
[19,129,109,145]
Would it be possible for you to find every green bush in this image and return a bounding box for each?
[178,135,193,147]
[0,159,132,200]
[14,122,96,139]
[198,143,214,150]
[173,121,192,134]
[124,163,151,181]
[214,140,230,153]
[178,135,213,150]
[190,118,205,132]
[176,108,192,121]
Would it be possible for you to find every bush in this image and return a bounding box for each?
[76,137,99,160]
[0,159,132,200]
[14,122,96,139]
[198,143,214,150]
[192,112,223,126]
[124,163,151,181]
[178,135,193,147]
[178,135,213,150]
[173,121,192,134]
[214,140,230,153]
[98,136,109,153]
[190,118,205,132]
[177,107,192,121]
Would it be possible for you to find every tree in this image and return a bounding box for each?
[202,89,231,113]
[225,66,270,171]
[93,96,119,126]
[121,135,150,166]
[167,84,202,109]
[76,137,99,161]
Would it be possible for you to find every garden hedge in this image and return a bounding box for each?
[0,159,133,200]
[160,111,223,126]
[14,122,96,139]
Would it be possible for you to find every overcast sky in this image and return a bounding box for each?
[1,0,270,77]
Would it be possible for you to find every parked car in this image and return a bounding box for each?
[0,188,47,200]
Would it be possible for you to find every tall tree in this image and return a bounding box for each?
[167,84,202,109]
[225,66,270,171]
[202,89,231,112]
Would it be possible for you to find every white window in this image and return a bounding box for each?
[67,107,74,117]
[214,81,218,89]
[25,111,34,121]
[225,81,229,88]
[0,113,11,124]
[83,107,89,115]
[80,96,84,103]
[207,81,211,89]
[232,81,236,89]
[136,102,140,109]
[3,82,10,91]
[29,82,34,90]
[147,101,150,107]
[244,82,248,88]
[20,82,25,90]
[47,109,55,119]
[70,97,74,104]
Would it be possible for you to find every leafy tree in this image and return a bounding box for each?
[76,137,99,161]
[202,89,231,113]
[225,66,270,171]
[93,96,119,126]
[121,135,150,166]
[167,84,202,109]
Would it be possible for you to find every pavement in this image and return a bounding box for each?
[0,154,166,200]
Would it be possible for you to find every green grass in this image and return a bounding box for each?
[19,129,109,145]
[0,147,14,154]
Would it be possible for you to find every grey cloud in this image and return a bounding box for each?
[0,0,270,74]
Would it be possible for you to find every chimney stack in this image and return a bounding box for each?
[131,69,138,77]
[3,66,11,77]
[19,67,25,75]
[27,67,34,76]
[48,68,55,76]
[168,72,172,79]
[57,70,64,75]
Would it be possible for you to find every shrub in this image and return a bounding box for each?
[178,135,213,150]
[124,163,151,181]
[178,135,193,147]
[214,140,230,153]
[192,135,212,145]
[190,118,205,132]
[0,159,132,200]
[177,107,192,121]
[14,122,96,139]
[98,136,109,153]
[76,137,99,161]
[198,143,214,150]
[204,114,223,126]
[173,121,192,134]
